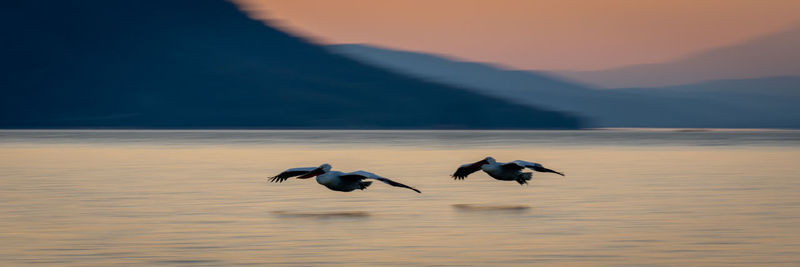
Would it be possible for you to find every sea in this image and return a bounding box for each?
[1,129,799,266]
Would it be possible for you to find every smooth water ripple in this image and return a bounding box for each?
[1,130,799,266]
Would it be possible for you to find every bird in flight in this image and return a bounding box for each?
[269,164,421,193]
[452,157,564,185]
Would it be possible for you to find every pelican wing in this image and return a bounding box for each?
[500,161,526,171]
[507,160,564,176]
[268,167,318,183]
[452,159,488,180]
[340,171,421,193]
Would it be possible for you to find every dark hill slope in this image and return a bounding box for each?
[0,0,580,129]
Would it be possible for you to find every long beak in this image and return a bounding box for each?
[297,167,324,179]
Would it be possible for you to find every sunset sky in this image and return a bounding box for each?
[236,0,800,71]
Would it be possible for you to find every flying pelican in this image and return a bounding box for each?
[452,157,564,185]
[269,164,421,193]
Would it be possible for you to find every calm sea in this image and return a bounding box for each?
[1,129,799,266]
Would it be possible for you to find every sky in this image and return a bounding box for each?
[235,0,800,71]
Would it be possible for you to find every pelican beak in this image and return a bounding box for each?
[297,167,324,179]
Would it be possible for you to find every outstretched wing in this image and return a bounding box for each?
[507,160,564,176]
[340,171,421,193]
[452,159,489,180]
[500,161,526,171]
[268,167,318,183]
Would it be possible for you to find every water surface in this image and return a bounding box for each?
[1,130,799,265]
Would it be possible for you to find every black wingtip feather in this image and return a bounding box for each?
[451,159,487,180]
[384,178,422,193]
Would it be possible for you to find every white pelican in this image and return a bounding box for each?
[452,157,564,185]
[269,164,421,193]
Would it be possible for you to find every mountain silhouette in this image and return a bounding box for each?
[330,44,800,128]
[551,25,800,88]
[614,76,800,128]
[0,0,581,129]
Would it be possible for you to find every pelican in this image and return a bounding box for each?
[269,164,421,193]
[452,157,564,185]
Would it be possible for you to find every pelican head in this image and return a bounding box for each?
[484,157,496,164]
[319,163,332,172]
[296,163,331,179]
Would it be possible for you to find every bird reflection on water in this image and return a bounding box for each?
[272,210,370,219]
[452,204,530,212]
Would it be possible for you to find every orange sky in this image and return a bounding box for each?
[235,0,800,71]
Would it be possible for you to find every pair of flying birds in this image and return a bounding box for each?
[268,157,564,194]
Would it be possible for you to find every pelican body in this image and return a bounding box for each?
[452,157,564,185]
[269,164,421,193]
[316,170,373,192]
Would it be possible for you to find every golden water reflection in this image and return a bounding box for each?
[1,135,799,265]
